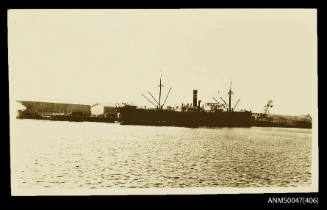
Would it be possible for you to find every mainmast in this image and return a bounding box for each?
[141,74,171,110]
[211,80,240,112]
[228,81,233,112]
[158,75,164,110]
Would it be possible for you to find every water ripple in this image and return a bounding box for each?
[13,120,312,189]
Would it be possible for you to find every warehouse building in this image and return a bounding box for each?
[18,101,91,117]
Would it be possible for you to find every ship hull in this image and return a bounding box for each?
[118,108,254,128]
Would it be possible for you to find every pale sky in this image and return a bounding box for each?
[8,9,317,115]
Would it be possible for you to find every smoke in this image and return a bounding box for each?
[91,104,104,116]
[15,101,26,117]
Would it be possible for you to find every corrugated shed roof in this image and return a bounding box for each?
[19,101,91,114]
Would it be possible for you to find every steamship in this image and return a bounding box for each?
[117,77,254,127]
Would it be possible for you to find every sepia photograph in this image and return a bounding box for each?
[8,9,318,196]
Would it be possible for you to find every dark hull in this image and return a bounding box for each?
[118,108,254,128]
[17,109,312,129]
[17,112,116,123]
[253,119,312,129]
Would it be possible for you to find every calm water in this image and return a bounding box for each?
[11,119,312,189]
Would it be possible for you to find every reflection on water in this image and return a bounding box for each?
[11,119,312,189]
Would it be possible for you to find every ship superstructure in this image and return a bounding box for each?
[117,76,253,127]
